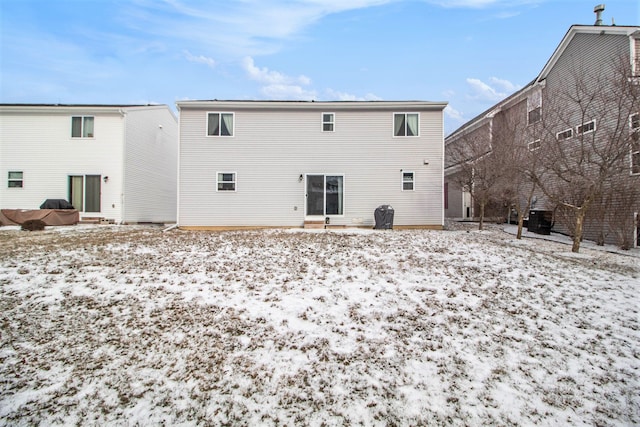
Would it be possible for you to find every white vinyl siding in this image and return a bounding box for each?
[178,102,445,227]
[1,105,178,224]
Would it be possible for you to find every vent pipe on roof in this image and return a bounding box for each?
[594,4,605,26]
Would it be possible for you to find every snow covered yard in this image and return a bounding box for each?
[0,224,638,426]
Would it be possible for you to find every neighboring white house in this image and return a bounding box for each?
[177,100,447,229]
[0,104,179,224]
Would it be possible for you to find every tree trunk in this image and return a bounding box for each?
[572,210,585,253]
[478,201,485,231]
[517,213,524,239]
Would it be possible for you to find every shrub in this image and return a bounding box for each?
[21,219,46,231]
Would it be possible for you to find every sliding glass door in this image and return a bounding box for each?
[306,174,344,216]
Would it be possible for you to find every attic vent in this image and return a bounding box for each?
[593,4,605,26]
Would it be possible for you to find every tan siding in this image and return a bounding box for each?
[179,103,445,227]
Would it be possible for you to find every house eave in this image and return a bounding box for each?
[176,100,448,112]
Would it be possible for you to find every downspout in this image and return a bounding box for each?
[119,108,126,224]
[175,103,181,229]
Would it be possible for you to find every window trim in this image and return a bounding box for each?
[528,140,541,151]
[576,120,596,136]
[401,171,415,191]
[393,113,420,137]
[216,171,237,192]
[71,116,95,138]
[556,128,573,141]
[8,171,23,188]
[322,112,335,132]
[207,112,235,137]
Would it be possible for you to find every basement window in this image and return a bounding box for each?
[217,172,236,191]
[402,171,415,191]
[8,171,23,188]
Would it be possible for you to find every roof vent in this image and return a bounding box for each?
[594,4,605,26]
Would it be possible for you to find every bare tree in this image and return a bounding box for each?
[447,123,504,230]
[491,104,539,240]
[531,55,639,252]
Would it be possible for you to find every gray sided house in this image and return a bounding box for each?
[177,100,447,229]
[0,104,179,224]
[445,20,640,248]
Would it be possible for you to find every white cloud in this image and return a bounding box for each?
[324,89,382,101]
[242,56,311,86]
[261,84,317,100]
[465,77,520,102]
[123,0,397,57]
[444,105,464,122]
[425,0,542,8]
[183,50,216,68]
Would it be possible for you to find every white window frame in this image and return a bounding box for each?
[630,113,640,131]
[393,113,420,137]
[576,120,596,136]
[528,140,541,151]
[402,171,415,191]
[8,171,23,188]
[556,128,573,141]
[207,112,234,137]
[322,112,335,132]
[71,116,94,138]
[216,172,236,192]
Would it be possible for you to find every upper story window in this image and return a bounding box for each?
[402,171,415,191]
[528,107,541,125]
[633,37,640,77]
[217,172,236,191]
[71,116,94,138]
[8,171,23,188]
[528,140,541,151]
[207,112,234,137]
[394,113,419,137]
[322,113,335,132]
[527,88,542,125]
[556,128,573,141]
[576,120,596,136]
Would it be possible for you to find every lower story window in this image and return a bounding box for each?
[632,141,640,175]
[69,175,101,212]
[306,174,344,216]
[402,171,414,191]
[217,172,236,191]
[8,171,23,188]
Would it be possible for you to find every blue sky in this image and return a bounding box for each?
[1,0,638,134]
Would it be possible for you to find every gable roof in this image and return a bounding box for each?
[446,24,640,142]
